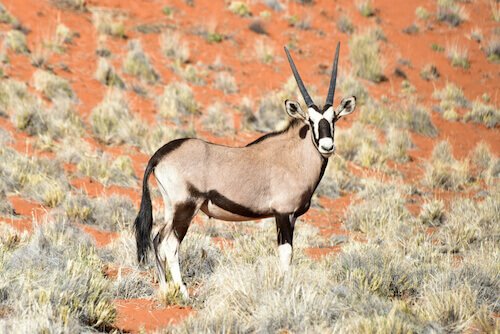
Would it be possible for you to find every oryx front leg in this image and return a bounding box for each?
[276,213,296,273]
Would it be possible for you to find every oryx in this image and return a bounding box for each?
[134,42,356,298]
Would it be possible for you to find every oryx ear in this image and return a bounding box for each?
[285,100,308,121]
[335,96,356,118]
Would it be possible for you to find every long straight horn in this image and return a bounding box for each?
[325,42,340,108]
[284,46,315,108]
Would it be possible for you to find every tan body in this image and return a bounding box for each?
[154,121,326,222]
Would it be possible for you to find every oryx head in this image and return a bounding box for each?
[284,43,356,158]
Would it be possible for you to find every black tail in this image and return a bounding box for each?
[134,159,156,264]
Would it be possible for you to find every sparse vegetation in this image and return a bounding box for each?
[214,71,238,94]
[349,30,385,82]
[356,0,375,17]
[423,141,469,190]
[157,82,198,120]
[433,82,469,114]
[4,30,28,54]
[160,30,190,64]
[33,69,75,100]
[464,100,499,128]
[254,38,274,64]
[92,8,126,38]
[0,3,18,25]
[228,1,251,17]
[420,63,440,81]
[446,43,470,69]
[95,57,125,88]
[123,40,160,84]
[484,35,500,62]
[437,0,468,26]
[415,6,430,21]
[202,102,234,135]
[76,152,137,187]
[336,15,355,34]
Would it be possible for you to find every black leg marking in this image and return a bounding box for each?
[275,213,296,246]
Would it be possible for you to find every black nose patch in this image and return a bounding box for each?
[318,119,332,139]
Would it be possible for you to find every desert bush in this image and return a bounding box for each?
[33,70,75,100]
[316,157,362,198]
[359,99,437,137]
[76,152,137,187]
[433,82,469,113]
[111,269,155,299]
[470,27,483,42]
[469,142,499,182]
[157,82,198,120]
[254,38,274,64]
[484,35,500,62]
[62,193,136,231]
[0,147,70,207]
[172,62,206,85]
[384,128,413,163]
[356,0,375,17]
[0,3,18,25]
[50,0,86,11]
[228,1,251,17]
[214,71,238,94]
[95,57,125,88]
[0,221,116,331]
[463,100,499,128]
[338,70,368,104]
[160,30,190,64]
[415,6,430,21]
[337,15,354,34]
[344,180,411,234]
[437,0,467,26]
[420,63,440,81]
[423,141,469,190]
[4,30,28,54]
[123,40,159,83]
[419,199,446,226]
[202,103,234,136]
[349,30,385,82]
[335,122,385,168]
[91,8,125,38]
[446,43,470,68]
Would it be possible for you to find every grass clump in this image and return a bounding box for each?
[76,152,137,187]
[433,82,469,114]
[92,8,126,38]
[349,30,385,82]
[214,71,238,94]
[437,0,467,26]
[415,6,430,21]
[157,82,198,120]
[337,15,354,34]
[359,99,437,137]
[160,30,190,64]
[123,40,159,84]
[464,100,499,128]
[446,43,470,69]
[420,63,440,81]
[4,30,29,54]
[0,4,18,25]
[419,200,446,227]
[384,128,413,163]
[62,193,136,231]
[202,103,234,136]
[0,222,116,331]
[0,147,70,207]
[335,123,386,168]
[95,58,125,88]
[423,141,469,190]
[172,62,206,86]
[469,142,499,182]
[484,36,500,62]
[33,69,75,100]
[356,0,375,17]
[254,38,274,64]
[316,157,361,198]
[50,0,86,11]
[228,1,251,17]
[338,71,368,104]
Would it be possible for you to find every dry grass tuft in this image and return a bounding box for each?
[214,71,238,94]
[123,40,159,83]
[349,30,385,82]
[95,57,125,89]
[92,8,126,38]
[160,30,190,64]
[4,30,29,54]
[33,70,75,100]
[446,43,470,68]
[202,103,234,136]
[423,141,469,190]
[437,0,468,26]
[76,151,137,187]
[157,82,198,120]
[254,38,274,64]
[464,100,499,128]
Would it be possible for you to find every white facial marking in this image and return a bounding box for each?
[318,137,335,154]
[323,106,334,120]
[278,243,292,272]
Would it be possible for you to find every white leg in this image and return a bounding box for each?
[278,243,293,272]
[160,232,189,299]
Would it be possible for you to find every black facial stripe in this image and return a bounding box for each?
[318,119,332,138]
